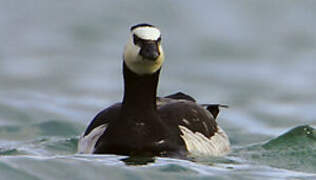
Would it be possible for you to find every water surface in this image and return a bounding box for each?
[1,0,316,179]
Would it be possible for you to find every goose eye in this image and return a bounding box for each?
[157,37,161,43]
[133,34,142,46]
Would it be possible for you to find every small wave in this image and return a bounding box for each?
[0,137,79,156]
[263,125,316,150]
[0,120,82,140]
[236,125,316,173]
[0,120,81,156]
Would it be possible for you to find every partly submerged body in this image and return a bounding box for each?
[78,92,230,157]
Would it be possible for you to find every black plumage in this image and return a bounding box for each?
[81,62,225,157]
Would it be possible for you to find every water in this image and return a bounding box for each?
[1,0,316,179]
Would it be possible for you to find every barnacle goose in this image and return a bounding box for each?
[78,23,230,157]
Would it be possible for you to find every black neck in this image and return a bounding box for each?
[122,62,160,113]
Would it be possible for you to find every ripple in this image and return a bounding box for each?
[236,125,316,174]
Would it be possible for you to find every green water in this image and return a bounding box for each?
[1,0,316,179]
[0,124,315,179]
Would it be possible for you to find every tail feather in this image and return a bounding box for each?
[201,104,229,119]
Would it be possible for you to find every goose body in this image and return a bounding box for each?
[78,24,230,157]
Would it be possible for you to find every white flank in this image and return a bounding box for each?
[179,125,231,156]
[77,124,107,154]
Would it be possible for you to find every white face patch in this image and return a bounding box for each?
[123,26,164,75]
[133,27,161,41]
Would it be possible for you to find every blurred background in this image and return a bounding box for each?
[0,0,316,178]
[1,0,315,140]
